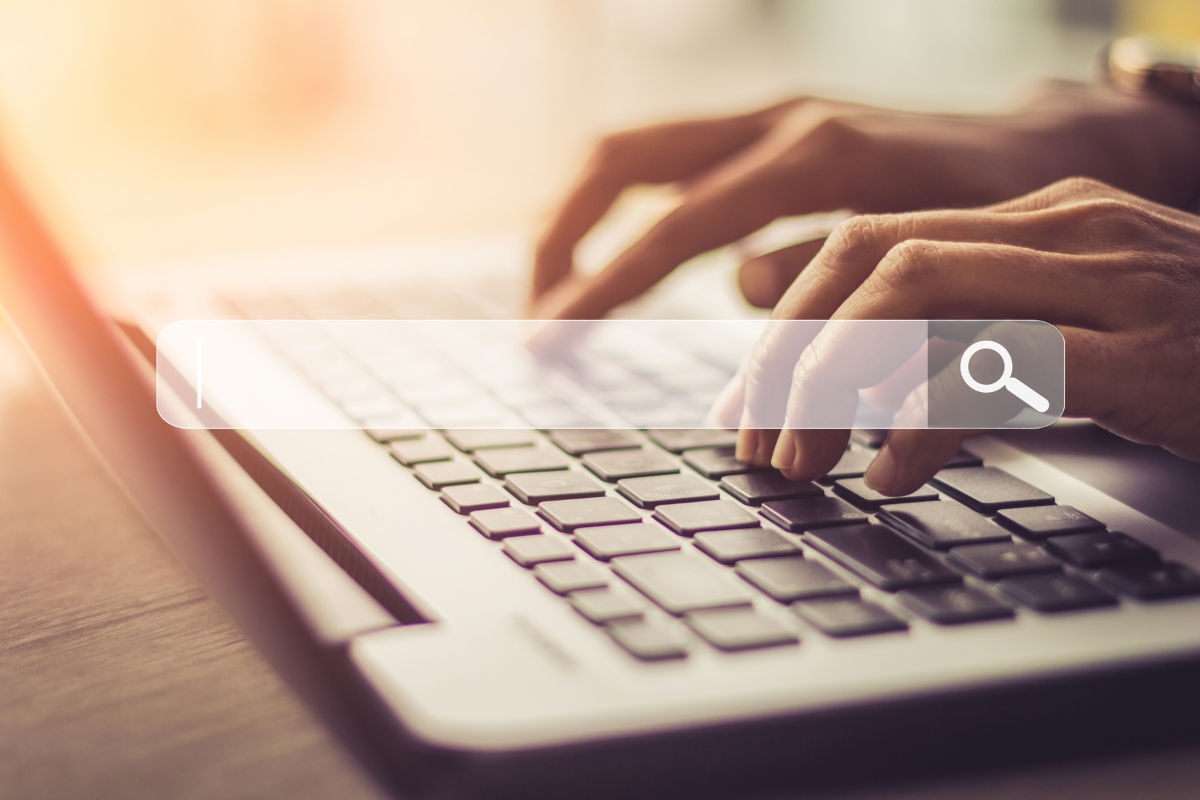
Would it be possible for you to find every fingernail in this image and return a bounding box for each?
[736,428,758,462]
[864,446,898,493]
[771,429,796,473]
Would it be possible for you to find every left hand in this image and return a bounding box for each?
[728,177,1200,495]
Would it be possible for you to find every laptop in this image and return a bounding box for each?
[3,140,1200,799]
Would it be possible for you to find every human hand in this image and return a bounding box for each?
[531,84,1200,320]
[727,177,1200,495]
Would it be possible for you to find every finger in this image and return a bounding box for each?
[532,100,799,301]
[539,164,796,320]
[864,429,969,495]
[737,238,827,308]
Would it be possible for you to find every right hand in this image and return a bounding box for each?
[530,83,1200,320]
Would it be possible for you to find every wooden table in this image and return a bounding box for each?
[1,326,1198,800]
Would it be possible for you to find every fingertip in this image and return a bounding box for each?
[770,429,796,473]
[863,445,899,494]
[736,427,759,462]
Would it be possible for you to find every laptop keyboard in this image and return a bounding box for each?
[220,287,1200,662]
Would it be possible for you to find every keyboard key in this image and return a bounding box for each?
[850,429,887,448]
[473,447,569,478]
[440,483,510,514]
[612,551,753,614]
[413,460,482,490]
[1044,531,1159,569]
[719,472,823,505]
[605,618,688,660]
[534,561,609,594]
[878,501,1011,550]
[582,449,678,482]
[653,499,760,535]
[833,478,939,510]
[684,607,799,651]
[616,474,719,508]
[365,426,424,443]
[736,556,857,602]
[573,523,680,560]
[897,585,1015,625]
[791,597,908,637]
[444,429,536,453]
[996,505,1105,539]
[760,496,868,532]
[820,449,875,482]
[538,497,642,531]
[805,525,962,591]
[1096,562,1200,601]
[999,573,1117,612]
[389,438,454,466]
[943,450,984,468]
[693,528,800,564]
[931,466,1054,512]
[549,429,639,456]
[503,534,576,567]
[569,587,645,623]
[682,447,764,479]
[947,541,1061,579]
[504,471,605,504]
[469,507,543,539]
[647,429,738,453]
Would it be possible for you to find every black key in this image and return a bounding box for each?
[805,525,961,591]
[473,447,569,478]
[999,573,1117,612]
[440,483,510,514]
[791,597,907,637]
[719,472,823,505]
[682,447,764,479]
[549,429,639,456]
[833,478,939,510]
[931,466,1054,512]
[617,474,719,508]
[1044,531,1159,569]
[684,607,798,651]
[944,450,984,468]
[850,429,887,448]
[878,501,1011,550]
[535,561,609,594]
[820,449,875,482]
[653,499,759,536]
[947,541,1061,580]
[503,534,576,567]
[583,449,678,482]
[693,528,800,564]
[605,618,688,660]
[505,471,605,504]
[444,429,537,452]
[996,505,1104,539]
[413,460,482,490]
[469,507,543,539]
[612,551,753,614]
[569,587,645,623]
[760,496,867,532]
[1096,562,1200,601]
[647,429,738,453]
[389,438,453,466]
[573,523,681,560]
[537,497,642,531]
[897,585,1015,625]
[736,556,857,602]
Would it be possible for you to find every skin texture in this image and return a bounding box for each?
[530,84,1200,494]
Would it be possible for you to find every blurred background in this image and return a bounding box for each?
[0,0,1194,272]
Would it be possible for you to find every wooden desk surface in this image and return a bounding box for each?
[1,328,1197,800]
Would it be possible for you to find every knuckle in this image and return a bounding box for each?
[1048,175,1115,201]
[875,239,943,290]
[826,214,900,260]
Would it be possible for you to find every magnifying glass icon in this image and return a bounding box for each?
[960,340,1050,413]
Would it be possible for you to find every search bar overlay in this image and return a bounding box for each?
[156,319,1064,431]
